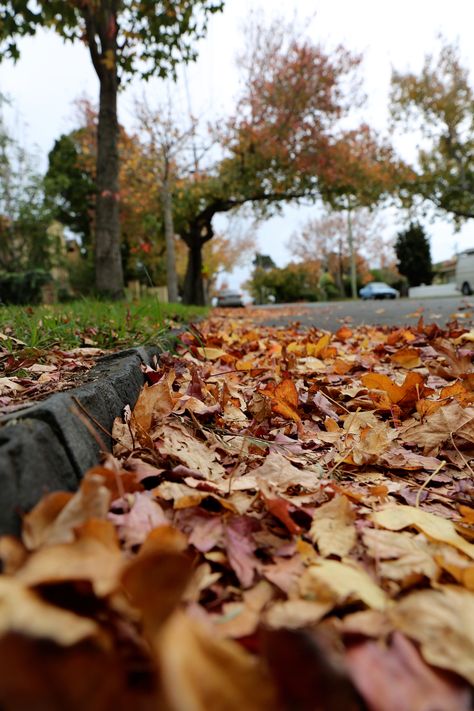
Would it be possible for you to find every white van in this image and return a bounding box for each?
[456,249,474,295]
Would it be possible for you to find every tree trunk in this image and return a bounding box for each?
[347,205,357,299]
[162,171,179,303]
[183,233,205,305]
[95,68,124,298]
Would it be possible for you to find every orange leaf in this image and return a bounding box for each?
[361,371,426,408]
[335,326,353,341]
[261,493,302,535]
[390,348,422,369]
[333,358,353,375]
[361,373,404,403]
[272,379,300,421]
[274,379,298,408]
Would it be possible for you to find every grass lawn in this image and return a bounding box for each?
[0,297,207,351]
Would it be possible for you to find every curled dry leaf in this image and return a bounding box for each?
[0,577,101,646]
[390,586,474,684]
[309,494,356,557]
[371,505,474,559]
[300,559,389,611]
[22,473,111,549]
[346,631,473,711]
[157,611,277,711]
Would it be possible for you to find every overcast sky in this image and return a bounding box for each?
[1,0,474,290]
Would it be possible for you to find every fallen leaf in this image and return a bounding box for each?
[371,505,474,559]
[0,577,101,645]
[347,631,472,711]
[157,611,277,710]
[300,559,389,611]
[309,495,356,557]
[390,586,474,684]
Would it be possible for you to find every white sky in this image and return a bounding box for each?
[1,0,474,290]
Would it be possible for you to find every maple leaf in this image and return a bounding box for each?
[261,378,300,422]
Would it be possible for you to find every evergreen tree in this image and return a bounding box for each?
[395,223,432,286]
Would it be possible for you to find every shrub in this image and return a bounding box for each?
[0,270,52,305]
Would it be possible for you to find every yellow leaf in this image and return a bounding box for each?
[300,559,389,610]
[390,586,474,684]
[371,505,474,559]
[196,347,227,360]
[307,333,331,357]
[309,495,356,558]
[157,611,277,710]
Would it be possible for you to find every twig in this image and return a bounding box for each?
[70,404,108,453]
[415,460,446,508]
[71,396,115,440]
[450,433,474,478]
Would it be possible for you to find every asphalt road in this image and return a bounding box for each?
[255,296,474,331]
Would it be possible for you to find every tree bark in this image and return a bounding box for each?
[95,67,124,298]
[183,232,206,305]
[347,204,357,299]
[162,170,179,303]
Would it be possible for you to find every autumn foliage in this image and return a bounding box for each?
[0,307,473,707]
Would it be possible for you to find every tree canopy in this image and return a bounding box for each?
[390,40,474,222]
[0,1,223,298]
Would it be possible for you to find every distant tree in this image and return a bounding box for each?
[246,261,321,304]
[46,102,165,285]
[135,98,201,303]
[289,208,392,296]
[395,223,433,286]
[317,125,406,298]
[390,40,474,223]
[0,1,223,297]
[253,253,276,270]
[174,19,372,304]
[0,98,52,272]
[45,133,95,251]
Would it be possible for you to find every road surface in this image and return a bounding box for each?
[253,296,474,331]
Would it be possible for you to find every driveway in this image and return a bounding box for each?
[253,296,474,331]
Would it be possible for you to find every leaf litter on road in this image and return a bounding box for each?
[0,310,473,709]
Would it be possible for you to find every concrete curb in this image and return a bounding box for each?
[0,331,181,535]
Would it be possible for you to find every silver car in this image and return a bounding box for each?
[359,282,399,300]
[216,290,244,307]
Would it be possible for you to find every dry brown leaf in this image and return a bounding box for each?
[309,494,356,557]
[154,421,225,480]
[400,401,474,454]
[390,348,422,369]
[196,346,228,360]
[434,547,474,591]
[132,372,176,429]
[264,599,332,629]
[212,581,274,638]
[0,577,101,645]
[362,528,439,582]
[157,611,277,711]
[22,473,110,550]
[390,586,474,684]
[15,535,123,596]
[347,631,472,711]
[371,505,474,559]
[300,559,389,610]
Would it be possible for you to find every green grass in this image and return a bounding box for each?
[0,297,208,351]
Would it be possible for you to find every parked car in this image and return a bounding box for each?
[359,282,399,300]
[216,290,244,307]
[455,249,474,295]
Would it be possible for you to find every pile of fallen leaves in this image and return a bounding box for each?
[0,313,473,710]
[0,336,106,415]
